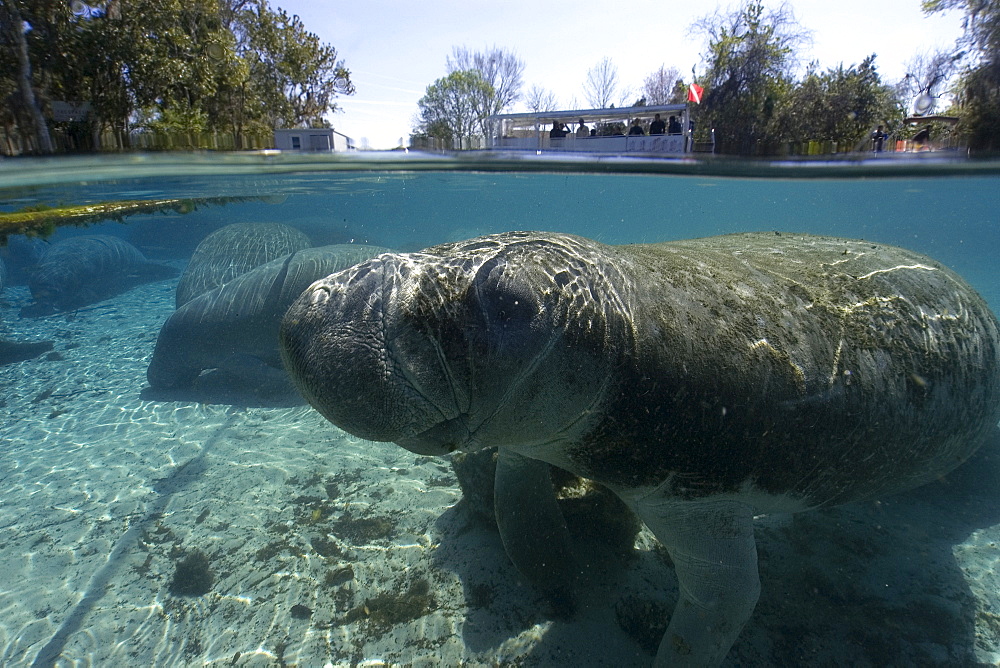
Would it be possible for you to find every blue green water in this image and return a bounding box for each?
[5,153,997,302]
[1,152,999,667]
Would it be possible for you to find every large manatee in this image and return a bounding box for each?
[279,231,1000,667]
[21,235,178,316]
[148,244,388,391]
[175,222,312,307]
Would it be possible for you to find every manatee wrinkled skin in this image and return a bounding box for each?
[279,231,1000,667]
[148,244,389,390]
[21,235,178,316]
[175,222,311,308]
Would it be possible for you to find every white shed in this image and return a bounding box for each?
[273,128,354,152]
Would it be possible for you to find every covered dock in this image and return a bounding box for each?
[488,103,693,155]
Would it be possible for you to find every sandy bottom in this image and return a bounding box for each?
[1,275,999,667]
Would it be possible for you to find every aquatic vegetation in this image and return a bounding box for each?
[289,604,313,620]
[330,513,396,543]
[254,540,303,562]
[325,565,355,588]
[310,534,344,558]
[168,550,214,597]
[344,578,435,632]
[0,196,262,242]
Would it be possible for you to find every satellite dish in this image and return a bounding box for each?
[70,1,88,15]
[913,93,934,116]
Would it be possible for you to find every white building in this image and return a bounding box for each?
[273,128,354,152]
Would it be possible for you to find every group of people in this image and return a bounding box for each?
[550,113,684,139]
[642,113,684,136]
[547,119,594,139]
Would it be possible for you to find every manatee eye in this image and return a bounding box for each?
[468,257,540,350]
[473,259,537,324]
[488,281,535,322]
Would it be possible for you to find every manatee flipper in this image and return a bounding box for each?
[212,353,295,395]
[632,498,759,667]
[494,448,578,616]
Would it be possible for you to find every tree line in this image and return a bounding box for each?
[0,0,353,154]
[414,0,1000,154]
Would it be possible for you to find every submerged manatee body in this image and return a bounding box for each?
[279,231,1000,667]
[22,235,178,316]
[175,222,312,308]
[148,244,389,391]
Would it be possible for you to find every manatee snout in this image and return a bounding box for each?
[280,257,453,446]
[280,245,614,456]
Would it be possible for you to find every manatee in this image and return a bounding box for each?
[175,222,312,307]
[0,235,49,286]
[452,446,641,616]
[147,244,389,391]
[278,231,1000,667]
[21,235,178,316]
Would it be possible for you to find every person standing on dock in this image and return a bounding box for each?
[871,125,887,152]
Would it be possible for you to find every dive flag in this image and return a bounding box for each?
[688,83,704,104]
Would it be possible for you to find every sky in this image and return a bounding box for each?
[276,0,966,150]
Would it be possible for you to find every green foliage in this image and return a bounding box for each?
[0,0,353,153]
[415,70,494,145]
[769,56,903,149]
[954,62,1000,150]
[692,0,805,154]
[236,0,354,130]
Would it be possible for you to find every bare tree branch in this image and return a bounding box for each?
[524,84,558,112]
[583,57,620,108]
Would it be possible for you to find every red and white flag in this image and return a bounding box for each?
[687,83,704,104]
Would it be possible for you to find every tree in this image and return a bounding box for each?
[0,0,354,154]
[447,45,524,135]
[923,0,1000,150]
[524,84,558,113]
[899,48,962,114]
[641,64,683,105]
[691,0,807,154]
[416,70,494,146]
[583,57,621,108]
[0,0,53,153]
[235,1,354,129]
[768,55,902,149]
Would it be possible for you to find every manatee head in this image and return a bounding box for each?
[23,265,84,315]
[280,232,632,456]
